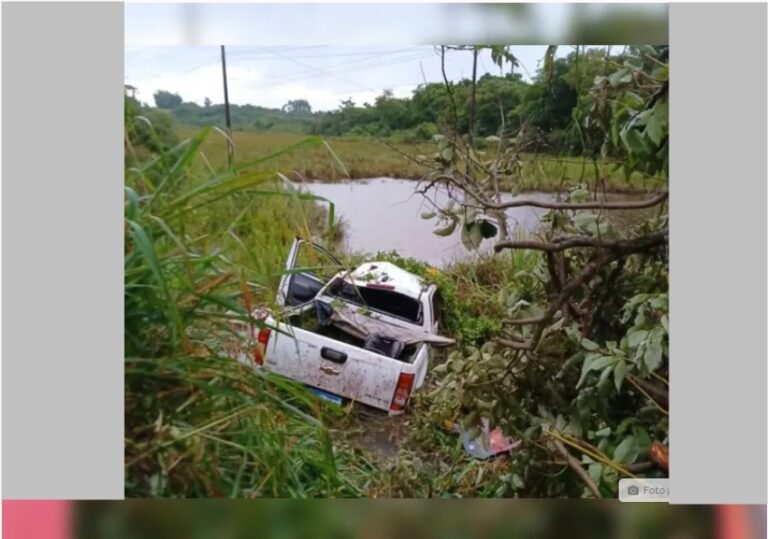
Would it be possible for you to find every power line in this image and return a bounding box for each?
[255,45,378,92]
[241,49,429,87]
[227,46,421,61]
[244,50,434,91]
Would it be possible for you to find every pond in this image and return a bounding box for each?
[302,178,555,267]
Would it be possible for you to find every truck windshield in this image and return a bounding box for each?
[328,279,423,324]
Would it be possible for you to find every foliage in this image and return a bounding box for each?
[587,45,670,177]
[403,45,670,498]
[282,99,313,116]
[171,101,314,133]
[154,90,183,110]
[137,47,660,158]
[124,122,367,497]
[125,95,179,158]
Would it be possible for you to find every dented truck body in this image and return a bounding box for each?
[243,238,453,415]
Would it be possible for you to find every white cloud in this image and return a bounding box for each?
[125,45,554,111]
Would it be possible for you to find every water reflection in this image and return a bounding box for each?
[304,178,553,266]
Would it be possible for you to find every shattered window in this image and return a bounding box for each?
[293,241,343,283]
[330,280,422,324]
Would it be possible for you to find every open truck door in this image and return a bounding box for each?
[276,238,343,307]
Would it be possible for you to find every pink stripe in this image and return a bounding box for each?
[3,501,71,539]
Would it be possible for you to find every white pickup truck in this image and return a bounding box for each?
[243,239,453,415]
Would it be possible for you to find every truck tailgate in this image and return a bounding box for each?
[264,321,406,411]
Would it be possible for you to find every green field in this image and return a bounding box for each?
[179,128,665,193]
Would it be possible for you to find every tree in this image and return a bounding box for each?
[125,94,179,158]
[153,90,182,110]
[415,45,669,498]
[281,99,312,115]
[204,97,212,108]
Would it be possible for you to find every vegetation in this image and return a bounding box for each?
[393,44,669,497]
[174,128,661,193]
[135,46,662,155]
[177,128,433,182]
[124,103,363,496]
[125,44,668,498]
[128,46,665,192]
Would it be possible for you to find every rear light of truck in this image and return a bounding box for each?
[253,327,271,366]
[389,372,415,412]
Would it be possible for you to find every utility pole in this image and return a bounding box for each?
[221,45,234,168]
[468,46,478,149]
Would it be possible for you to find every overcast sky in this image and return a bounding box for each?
[125,45,567,112]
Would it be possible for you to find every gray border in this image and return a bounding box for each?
[669,3,767,504]
[2,2,766,503]
[2,2,124,499]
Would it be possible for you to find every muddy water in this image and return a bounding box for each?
[303,178,555,267]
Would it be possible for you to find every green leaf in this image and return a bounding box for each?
[627,329,649,348]
[653,100,669,125]
[644,335,663,371]
[621,128,650,156]
[645,113,664,146]
[432,363,448,374]
[577,355,595,388]
[152,126,213,200]
[433,219,457,237]
[588,463,603,485]
[652,64,669,81]
[613,361,628,392]
[577,355,617,388]
[571,188,590,202]
[613,435,635,464]
[125,186,140,221]
[623,92,645,110]
[543,46,558,82]
[420,211,436,220]
[633,427,652,454]
[127,220,185,347]
[599,364,615,386]
[581,338,600,351]
[608,68,632,87]
[322,140,350,178]
[461,222,484,251]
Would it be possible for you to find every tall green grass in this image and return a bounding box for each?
[124,122,373,497]
[178,127,664,192]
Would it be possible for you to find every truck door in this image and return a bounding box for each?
[276,238,343,307]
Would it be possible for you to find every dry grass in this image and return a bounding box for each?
[180,128,432,181]
[179,128,665,193]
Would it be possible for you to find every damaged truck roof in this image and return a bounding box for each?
[347,261,428,300]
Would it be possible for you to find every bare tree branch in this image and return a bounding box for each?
[488,191,668,211]
[494,229,668,254]
[439,46,459,136]
[498,251,613,348]
[552,438,601,498]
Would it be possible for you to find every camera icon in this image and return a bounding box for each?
[620,479,669,502]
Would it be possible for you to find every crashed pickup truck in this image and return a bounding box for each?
[242,238,454,415]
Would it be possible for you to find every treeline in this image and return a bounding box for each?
[127,89,314,134]
[127,47,663,156]
[309,47,645,154]
[169,101,313,133]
